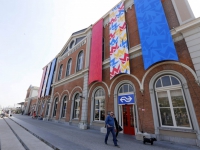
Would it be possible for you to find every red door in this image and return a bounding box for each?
[122,105,135,135]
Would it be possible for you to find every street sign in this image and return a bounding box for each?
[118,94,134,105]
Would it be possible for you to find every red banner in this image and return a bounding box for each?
[88,19,103,84]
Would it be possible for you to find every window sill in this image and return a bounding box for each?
[158,127,196,133]
[92,121,105,124]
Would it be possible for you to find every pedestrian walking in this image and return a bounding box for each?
[113,114,120,140]
[105,111,119,147]
[32,111,36,119]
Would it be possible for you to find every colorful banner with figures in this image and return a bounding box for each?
[109,2,130,80]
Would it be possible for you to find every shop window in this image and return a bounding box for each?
[66,58,72,76]
[155,75,191,128]
[76,51,83,72]
[53,98,58,117]
[94,89,105,121]
[58,64,63,81]
[73,94,80,119]
[61,96,67,118]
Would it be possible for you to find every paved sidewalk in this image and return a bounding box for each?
[10,114,200,150]
[0,118,24,150]
[5,118,53,150]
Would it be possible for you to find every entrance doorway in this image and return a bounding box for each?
[122,105,135,135]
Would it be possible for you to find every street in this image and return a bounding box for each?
[0,114,200,150]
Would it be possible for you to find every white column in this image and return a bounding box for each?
[79,72,89,129]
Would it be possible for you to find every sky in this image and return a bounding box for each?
[0,0,200,108]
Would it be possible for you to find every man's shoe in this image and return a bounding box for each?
[105,142,107,145]
[115,145,120,148]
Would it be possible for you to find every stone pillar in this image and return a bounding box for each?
[47,87,54,120]
[79,72,89,129]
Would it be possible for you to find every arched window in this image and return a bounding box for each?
[73,94,80,119]
[155,75,191,128]
[53,98,58,117]
[76,51,83,72]
[58,64,63,81]
[61,96,67,118]
[118,84,134,94]
[66,59,72,76]
[94,89,105,121]
[70,40,75,49]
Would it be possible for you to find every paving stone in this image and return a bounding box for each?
[11,114,200,150]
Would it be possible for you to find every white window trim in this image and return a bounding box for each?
[149,70,200,139]
[66,59,72,76]
[76,51,84,72]
[155,86,192,129]
[90,87,106,125]
[73,99,80,119]
[53,99,58,117]
[94,97,105,121]
[60,96,67,119]
[58,64,63,80]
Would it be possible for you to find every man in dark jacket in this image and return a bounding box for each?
[113,114,119,139]
[105,112,119,147]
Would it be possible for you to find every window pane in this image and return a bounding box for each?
[129,85,134,92]
[171,90,185,107]
[161,76,171,86]
[75,101,77,109]
[95,110,99,120]
[174,108,190,127]
[119,87,123,93]
[157,91,170,107]
[75,110,79,118]
[61,102,66,118]
[95,100,99,109]
[100,89,103,96]
[100,99,105,110]
[156,79,162,88]
[171,76,180,85]
[100,110,105,121]
[124,84,128,93]
[160,108,173,126]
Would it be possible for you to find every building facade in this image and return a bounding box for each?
[36,0,200,146]
[24,85,39,115]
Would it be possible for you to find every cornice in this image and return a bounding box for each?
[171,17,200,37]
[58,26,92,57]
[58,39,87,63]
[52,68,89,87]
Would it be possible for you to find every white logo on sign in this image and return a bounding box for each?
[120,96,132,103]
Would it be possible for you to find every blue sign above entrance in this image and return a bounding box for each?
[118,94,134,105]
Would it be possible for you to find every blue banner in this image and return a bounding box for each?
[45,58,57,96]
[118,94,134,105]
[134,0,178,70]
